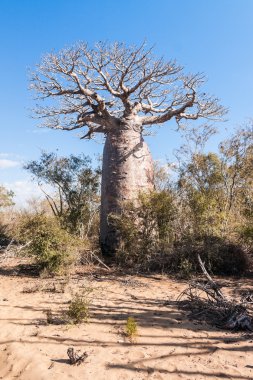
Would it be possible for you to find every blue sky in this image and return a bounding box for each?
[0,0,253,204]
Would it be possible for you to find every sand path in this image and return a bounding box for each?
[0,259,253,379]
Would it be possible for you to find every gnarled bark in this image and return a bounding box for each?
[100,120,154,255]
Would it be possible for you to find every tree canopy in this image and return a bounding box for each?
[31,41,226,139]
[24,152,100,236]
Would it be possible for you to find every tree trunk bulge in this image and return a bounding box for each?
[100,121,154,255]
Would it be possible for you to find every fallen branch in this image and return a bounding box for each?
[15,240,32,253]
[197,254,225,300]
[81,249,111,271]
[89,251,111,271]
[0,239,32,264]
[0,238,15,263]
[177,255,253,331]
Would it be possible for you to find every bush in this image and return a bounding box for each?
[66,292,90,324]
[204,237,249,275]
[109,191,176,270]
[172,235,249,277]
[125,317,138,342]
[18,213,78,275]
[108,188,250,276]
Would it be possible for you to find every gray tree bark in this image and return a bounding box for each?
[100,119,154,255]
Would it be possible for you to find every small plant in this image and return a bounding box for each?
[66,292,90,324]
[125,317,138,342]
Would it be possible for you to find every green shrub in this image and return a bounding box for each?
[18,213,77,275]
[108,187,250,276]
[66,292,90,324]
[125,317,138,342]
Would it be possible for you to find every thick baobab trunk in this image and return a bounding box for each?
[100,121,154,256]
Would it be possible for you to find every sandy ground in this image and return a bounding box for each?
[0,258,253,380]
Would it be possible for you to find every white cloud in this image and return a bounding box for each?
[4,180,53,207]
[0,159,20,169]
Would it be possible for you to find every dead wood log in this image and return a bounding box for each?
[67,347,88,365]
[197,254,225,300]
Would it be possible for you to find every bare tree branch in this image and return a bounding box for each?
[30,42,226,137]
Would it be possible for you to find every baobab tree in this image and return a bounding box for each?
[30,41,225,255]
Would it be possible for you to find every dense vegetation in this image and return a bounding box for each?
[111,125,252,276]
[0,124,252,277]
